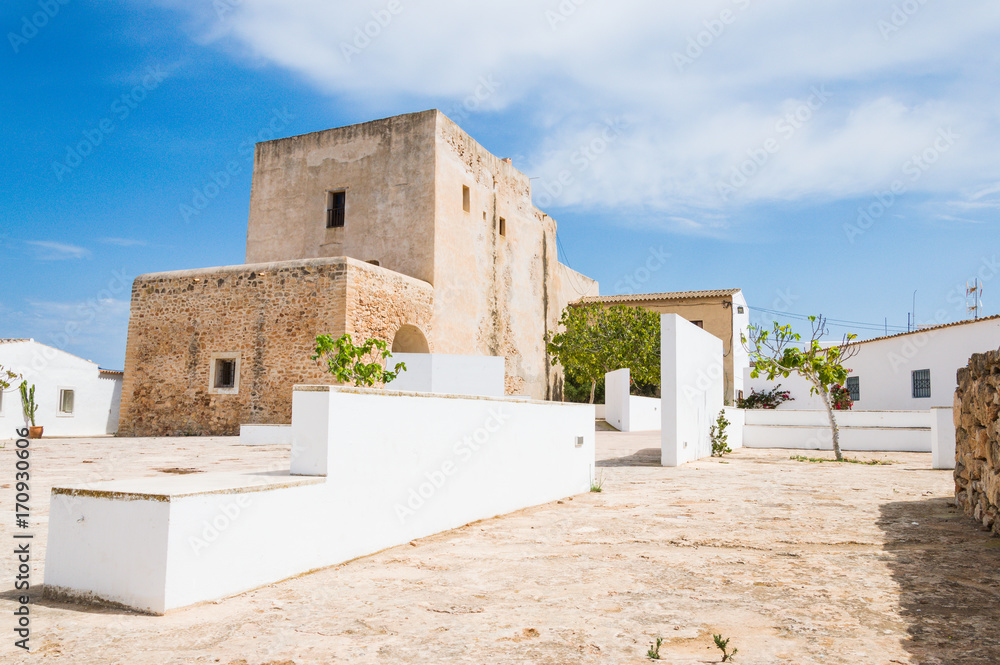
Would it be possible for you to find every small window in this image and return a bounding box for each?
[846,376,860,402]
[912,369,931,398]
[59,389,75,414]
[326,191,345,228]
[210,353,241,394]
[737,306,745,314]
[215,360,236,389]
[691,320,704,329]
[462,186,470,213]
[499,217,506,237]
[483,211,486,220]
[366,259,380,267]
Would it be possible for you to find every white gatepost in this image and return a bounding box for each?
[604,368,631,432]
[931,406,957,470]
[660,314,725,466]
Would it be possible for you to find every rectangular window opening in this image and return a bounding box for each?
[326,190,346,228]
[59,389,75,414]
[215,359,237,389]
[462,185,470,213]
[846,376,860,402]
[912,369,931,399]
[691,320,704,329]
[499,217,506,237]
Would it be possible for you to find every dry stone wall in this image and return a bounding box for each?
[118,257,433,436]
[954,349,1000,532]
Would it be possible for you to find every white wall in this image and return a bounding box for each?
[723,406,744,451]
[239,424,294,445]
[743,409,932,452]
[386,353,505,397]
[45,387,595,613]
[745,318,1000,411]
[661,314,725,466]
[0,340,122,436]
[604,369,661,431]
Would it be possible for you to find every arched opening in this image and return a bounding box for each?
[391,324,429,353]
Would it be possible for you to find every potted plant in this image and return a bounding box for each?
[20,381,42,439]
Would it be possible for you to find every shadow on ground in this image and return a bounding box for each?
[596,447,661,467]
[878,497,1000,664]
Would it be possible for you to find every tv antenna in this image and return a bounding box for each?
[967,279,984,319]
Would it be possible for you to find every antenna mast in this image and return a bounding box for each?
[967,279,983,319]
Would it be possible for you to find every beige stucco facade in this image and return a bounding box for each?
[582,289,749,402]
[119,111,597,435]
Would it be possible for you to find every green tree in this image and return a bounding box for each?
[546,303,660,403]
[311,333,406,388]
[742,315,857,461]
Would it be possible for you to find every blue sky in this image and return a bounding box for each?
[3,0,999,370]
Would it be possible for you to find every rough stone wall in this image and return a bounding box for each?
[118,257,433,436]
[954,349,1000,532]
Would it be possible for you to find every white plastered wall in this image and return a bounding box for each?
[661,314,725,466]
[0,340,122,436]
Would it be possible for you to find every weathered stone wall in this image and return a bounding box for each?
[118,257,433,436]
[954,349,1000,532]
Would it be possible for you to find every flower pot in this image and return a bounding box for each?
[28,426,43,439]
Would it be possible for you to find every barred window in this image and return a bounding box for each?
[912,369,931,399]
[846,376,860,402]
[326,191,345,228]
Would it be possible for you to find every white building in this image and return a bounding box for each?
[745,315,1000,411]
[0,339,123,437]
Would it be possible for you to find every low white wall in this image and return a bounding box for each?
[931,406,957,469]
[594,403,605,420]
[238,424,293,445]
[386,353,505,397]
[604,368,629,431]
[45,387,595,614]
[723,406,744,451]
[603,369,661,432]
[743,409,932,452]
[661,314,725,466]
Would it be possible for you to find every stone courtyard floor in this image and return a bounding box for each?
[2,431,999,664]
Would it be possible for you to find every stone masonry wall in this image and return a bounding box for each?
[118,257,433,436]
[954,349,1000,532]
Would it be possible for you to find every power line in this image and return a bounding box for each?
[748,306,910,334]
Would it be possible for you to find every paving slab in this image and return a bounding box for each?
[1,431,997,664]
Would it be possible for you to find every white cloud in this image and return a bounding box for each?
[26,241,92,260]
[154,0,1000,220]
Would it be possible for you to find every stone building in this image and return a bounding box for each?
[580,289,749,402]
[118,110,598,436]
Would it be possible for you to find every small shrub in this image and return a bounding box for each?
[713,634,738,662]
[590,471,604,493]
[736,384,793,409]
[710,410,731,457]
[646,636,663,660]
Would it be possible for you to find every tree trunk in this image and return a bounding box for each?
[816,382,843,461]
[589,380,596,404]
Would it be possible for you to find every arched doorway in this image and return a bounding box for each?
[391,324,430,353]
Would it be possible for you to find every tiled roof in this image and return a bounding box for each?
[0,339,31,344]
[579,289,741,305]
[853,313,1000,345]
[99,368,124,375]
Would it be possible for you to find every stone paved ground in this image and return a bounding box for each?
[1,432,999,664]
